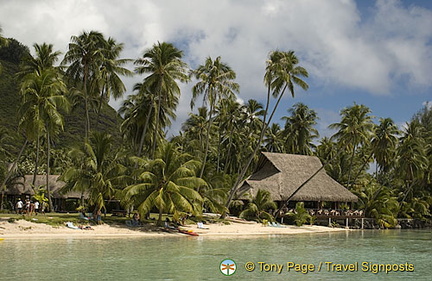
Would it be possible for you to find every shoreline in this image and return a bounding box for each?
[0,219,349,240]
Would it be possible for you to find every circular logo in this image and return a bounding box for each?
[220,259,237,276]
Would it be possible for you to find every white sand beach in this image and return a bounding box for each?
[0,218,348,239]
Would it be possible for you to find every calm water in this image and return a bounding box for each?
[0,230,431,281]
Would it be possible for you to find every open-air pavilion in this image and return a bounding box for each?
[238,152,363,227]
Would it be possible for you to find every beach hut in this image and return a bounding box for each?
[5,175,85,212]
[238,152,358,210]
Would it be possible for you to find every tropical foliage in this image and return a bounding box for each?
[123,142,204,225]
[0,29,430,228]
[239,189,277,222]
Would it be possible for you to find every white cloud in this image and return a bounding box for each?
[1,0,431,135]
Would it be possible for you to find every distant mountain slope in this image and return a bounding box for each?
[0,38,123,150]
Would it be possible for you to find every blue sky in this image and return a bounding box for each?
[1,0,431,139]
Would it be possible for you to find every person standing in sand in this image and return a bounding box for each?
[16,199,23,214]
[34,201,40,215]
[25,198,30,215]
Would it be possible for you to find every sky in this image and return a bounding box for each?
[1,0,431,139]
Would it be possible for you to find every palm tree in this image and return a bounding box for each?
[95,37,132,119]
[19,43,61,77]
[134,42,189,158]
[353,179,399,228]
[226,50,308,212]
[181,107,209,154]
[282,102,319,155]
[19,43,62,187]
[396,121,428,201]
[62,31,106,140]
[371,118,399,180]
[191,56,239,178]
[264,123,284,152]
[121,84,156,157]
[20,68,70,211]
[329,104,374,188]
[0,127,14,210]
[239,189,277,222]
[216,98,243,173]
[61,132,127,214]
[123,142,205,225]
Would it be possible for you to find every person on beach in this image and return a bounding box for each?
[34,201,39,215]
[95,209,102,225]
[132,212,141,226]
[29,201,35,216]
[16,199,23,214]
[25,198,30,215]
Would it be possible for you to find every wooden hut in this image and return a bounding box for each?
[238,152,358,207]
[5,175,86,212]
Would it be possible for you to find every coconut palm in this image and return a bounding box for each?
[191,56,239,177]
[62,31,106,140]
[215,98,243,174]
[226,50,308,211]
[371,118,399,179]
[61,132,128,213]
[19,43,63,187]
[134,42,189,158]
[353,179,399,228]
[181,107,209,154]
[396,121,428,201]
[123,142,205,225]
[121,84,157,157]
[95,37,132,119]
[239,189,277,222]
[282,102,319,155]
[329,104,374,187]
[264,123,284,152]
[20,67,70,211]
[19,43,61,77]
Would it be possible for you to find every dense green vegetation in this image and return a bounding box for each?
[0,28,430,228]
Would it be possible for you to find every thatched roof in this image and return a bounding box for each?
[238,152,358,202]
[6,175,85,199]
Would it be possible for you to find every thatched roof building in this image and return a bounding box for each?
[238,152,358,203]
[6,175,85,199]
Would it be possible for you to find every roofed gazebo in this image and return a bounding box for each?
[238,152,358,209]
[5,175,87,212]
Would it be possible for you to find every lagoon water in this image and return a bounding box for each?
[0,230,431,281]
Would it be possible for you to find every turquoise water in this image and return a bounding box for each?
[0,230,431,280]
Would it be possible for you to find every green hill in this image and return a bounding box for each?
[0,38,123,151]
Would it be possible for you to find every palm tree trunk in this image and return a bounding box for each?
[0,140,28,210]
[83,65,90,140]
[151,87,163,159]
[32,135,40,187]
[351,152,374,187]
[347,147,356,188]
[224,122,235,174]
[137,104,153,158]
[199,100,214,179]
[224,85,288,215]
[46,131,54,212]
[157,209,163,226]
